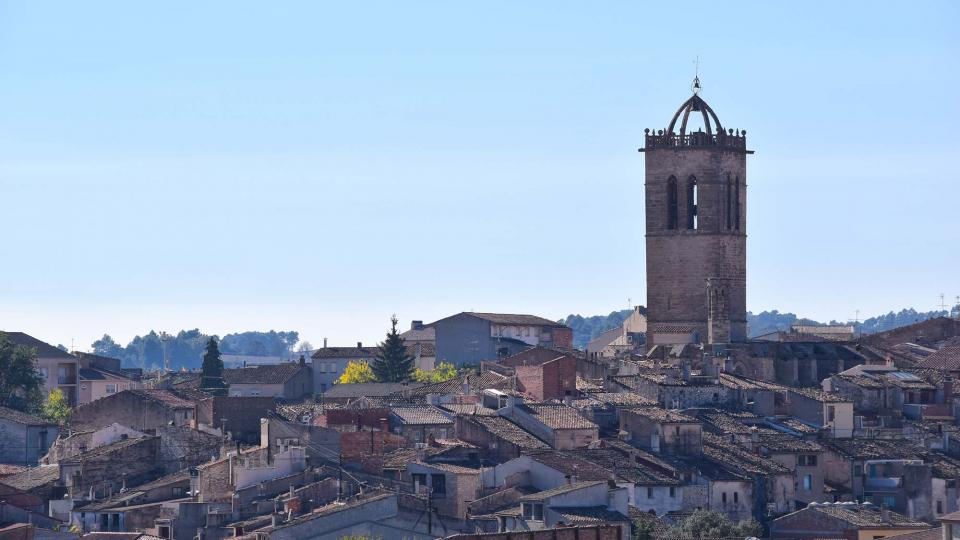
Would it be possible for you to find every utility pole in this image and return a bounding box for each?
[338,453,343,501]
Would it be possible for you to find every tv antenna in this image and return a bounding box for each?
[940,293,947,312]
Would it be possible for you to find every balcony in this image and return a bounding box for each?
[643,130,751,152]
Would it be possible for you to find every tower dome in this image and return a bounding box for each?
[667,93,723,136]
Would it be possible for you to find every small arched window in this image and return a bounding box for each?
[686,176,698,230]
[666,176,678,230]
[734,177,741,230]
[726,175,733,230]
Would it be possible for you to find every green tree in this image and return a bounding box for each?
[42,388,72,425]
[412,361,458,383]
[337,360,376,384]
[370,316,414,383]
[92,334,124,358]
[199,338,229,396]
[666,509,762,539]
[0,332,44,413]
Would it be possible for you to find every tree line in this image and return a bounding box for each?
[92,329,301,370]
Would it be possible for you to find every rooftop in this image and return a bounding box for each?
[466,416,549,450]
[435,312,568,328]
[0,405,55,426]
[805,503,930,528]
[0,465,60,491]
[390,405,453,425]
[518,403,596,430]
[1,331,74,359]
[223,362,306,385]
[519,481,605,501]
[322,382,422,399]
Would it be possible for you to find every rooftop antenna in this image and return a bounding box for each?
[628,297,632,310]
[940,293,947,313]
[691,56,702,95]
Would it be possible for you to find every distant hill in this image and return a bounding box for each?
[562,306,958,348]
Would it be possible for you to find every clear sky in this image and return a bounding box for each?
[1,1,957,351]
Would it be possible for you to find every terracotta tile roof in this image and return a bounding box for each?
[0,405,55,426]
[0,465,59,491]
[323,382,422,399]
[390,405,452,425]
[1,331,74,359]
[466,416,549,449]
[550,506,630,524]
[821,438,925,460]
[457,312,567,328]
[807,504,930,528]
[702,433,790,476]
[918,346,960,370]
[518,403,596,430]
[440,403,497,416]
[128,389,195,409]
[882,529,942,540]
[403,371,512,397]
[223,363,307,385]
[527,451,617,481]
[311,346,379,359]
[758,433,824,453]
[569,448,681,485]
[625,407,698,423]
[519,481,605,501]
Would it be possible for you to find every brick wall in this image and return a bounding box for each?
[341,431,407,463]
[196,396,277,444]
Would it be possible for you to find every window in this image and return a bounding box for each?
[798,455,818,467]
[854,464,863,476]
[675,426,681,436]
[647,487,654,499]
[803,474,812,491]
[883,496,895,508]
[722,492,727,504]
[105,384,117,394]
[733,492,739,504]
[412,473,427,491]
[726,175,733,230]
[523,502,543,521]
[431,474,446,496]
[667,176,679,230]
[250,389,260,396]
[869,464,878,477]
[734,179,741,230]
[938,500,943,514]
[669,486,676,498]
[827,406,836,422]
[686,176,698,230]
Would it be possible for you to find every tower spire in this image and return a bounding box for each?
[691,56,702,95]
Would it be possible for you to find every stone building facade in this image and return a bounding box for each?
[641,91,750,347]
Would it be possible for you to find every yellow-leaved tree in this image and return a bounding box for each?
[412,361,458,383]
[337,360,375,384]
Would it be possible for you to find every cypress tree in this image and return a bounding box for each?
[199,337,229,396]
[370,315,414,382]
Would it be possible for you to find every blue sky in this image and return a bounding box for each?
[1,1,957,350]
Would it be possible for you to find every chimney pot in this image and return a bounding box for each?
[323,338,328,349]
[357,342,362,348]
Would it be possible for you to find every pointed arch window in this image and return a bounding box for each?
[666,176,678,230]
[726,175,733,230]
[734,177,741,231]
[686,176,698,230]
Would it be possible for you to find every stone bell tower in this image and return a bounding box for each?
[640,83,751,347]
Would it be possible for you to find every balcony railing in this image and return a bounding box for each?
[643,131,749,151]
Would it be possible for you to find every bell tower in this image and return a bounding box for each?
[640,85,752,347]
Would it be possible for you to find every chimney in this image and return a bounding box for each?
[681,361,692,381]
[749,426,760,453]
[323,338,328,349]
[380,417,389,432]
[880,506,891,524]
[411,320,424,331]
[564,474,572,485]
[299,354,305,366]
[271,513,282,527]
[357,342,362,348]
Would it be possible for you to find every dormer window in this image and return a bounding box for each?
[522,502,544,521]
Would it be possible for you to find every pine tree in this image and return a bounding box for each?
[199,337,229,396]
[370,315,414,382]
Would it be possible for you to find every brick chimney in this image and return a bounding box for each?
[411,320,424,331]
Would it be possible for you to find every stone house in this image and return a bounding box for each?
[611,371,727,409]
[770,503,931,540]
[42,422,144,464]
[195,444,307,503]
[388,406,454,443]
[507,354,576,402]
[70,389,195,432]
[0,466,60,513]
[194,395,277,444]
[408,461,482,519]
[223,358,313,400]
[321,382,422,406]
[312,344,378,395]
[500,403,598,450]
[825,365,938,418]
[0,406,58,465]
[59,436,163,500]
[619,407,702,456]
[431,312,573,366]
[567,392,657,434]
[500,482,630,540]
[454,415,550,463]
[70,469,190,534]
[3,332,79,406]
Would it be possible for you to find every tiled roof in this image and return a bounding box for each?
[1,331,75,359]
[518,403,596,430]
[520,481,604,501]
[578,392,657,408]
[881,529,942,540]
[758,433,824,453]
[918,346,960,370]
[550,506,630,524]
[466,416,549,449]
[79,367,134,382]
[223,363,306,385]
[0,405,54,426]
[528,451,618,481]
[401,326,435,342]
[390,405,452,425]
[61,436,156,463]
[569,448,681,485]
[322,382,422,398]
[702,433,790,476]
[625,407,698,423]
[463,313,567,327]
[0,465,59,491]
[440,403,497,416]
[821,438,925,461]
[807,504,930,528]
[127,389,195,409]
[403,371,512,397]
[311,346,379,359]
